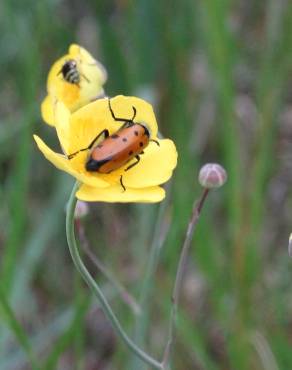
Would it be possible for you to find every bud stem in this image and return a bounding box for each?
[162,188,210,368]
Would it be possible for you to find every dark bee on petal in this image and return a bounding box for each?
[58,59,80,85]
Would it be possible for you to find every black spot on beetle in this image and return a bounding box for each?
[112,134,119,139]
[134,131,139,136]
[122,137,127,142]
[139,142,143,147]
[129,150,133,155]
[97,144,103,148]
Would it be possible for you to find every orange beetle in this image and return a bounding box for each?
[68,98,159,190]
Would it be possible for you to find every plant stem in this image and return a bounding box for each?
[66,181,163,370]
[162,188,210,368]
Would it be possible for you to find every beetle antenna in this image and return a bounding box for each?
[150,139,160,146]
[131,106,137,121]
[120,176,126,192]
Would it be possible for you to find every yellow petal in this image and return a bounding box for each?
[67,97,110,154]
[47,55,81,107]
[69,44,100,66]
[76,184,165,203]
[122,139,178,188]
[54,101,71,154]
[41,98,71,153]
[41,95,55,126]
[34,135,109,188]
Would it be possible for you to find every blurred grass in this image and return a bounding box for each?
[0,286,39,370]
[1,0,292,369]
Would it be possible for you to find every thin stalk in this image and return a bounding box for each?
[66,181,162,370]
[130,190,171,369]
[162,188,210,368]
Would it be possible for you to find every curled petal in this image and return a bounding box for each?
[34,135,109,188]
[76,183,165,203]
[54,101,71,154]
[41,95,55,126]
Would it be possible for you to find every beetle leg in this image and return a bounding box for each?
[125,155,140,171]
[120,175,126,192]
[67,152,79,159]
[87,129,109,149]
[68,129,109,159]
[108,98,137,124]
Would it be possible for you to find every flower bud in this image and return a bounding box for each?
[198,163,227,189]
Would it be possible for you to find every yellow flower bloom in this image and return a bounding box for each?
[35,95,177,203]
[41,44,107,126]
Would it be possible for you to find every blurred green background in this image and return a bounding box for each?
[1,0,292,369]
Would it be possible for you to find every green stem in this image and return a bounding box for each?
[66,181,162,370]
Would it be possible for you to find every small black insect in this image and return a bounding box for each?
[58,59,80,84]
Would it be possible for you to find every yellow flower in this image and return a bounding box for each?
[41,44,107,126]
[34,95,177,203]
